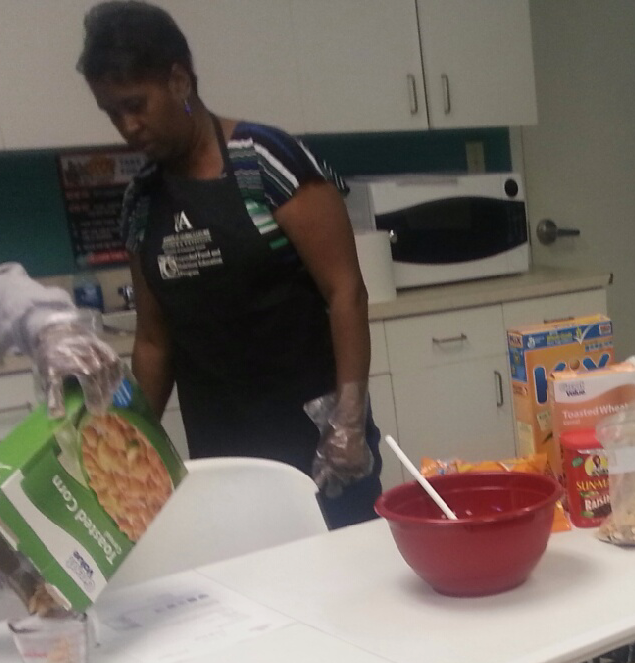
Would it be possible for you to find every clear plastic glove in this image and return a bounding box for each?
[304,381,374,498]
[31,315,124,419]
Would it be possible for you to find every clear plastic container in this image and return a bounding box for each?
[9,613,88,663]
[595,406,635,545]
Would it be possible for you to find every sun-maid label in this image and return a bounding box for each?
[561,429,611,527]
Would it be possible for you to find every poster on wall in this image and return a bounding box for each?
[57,149,146,268]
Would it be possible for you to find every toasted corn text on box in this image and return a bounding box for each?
[0,370,187,611]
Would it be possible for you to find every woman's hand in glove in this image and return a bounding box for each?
[304,382,374,497]
[313,422,374,498]
[34,320,124,419]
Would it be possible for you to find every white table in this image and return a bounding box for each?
[2,518,635,663]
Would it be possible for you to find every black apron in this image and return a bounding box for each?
[139,115,336,473]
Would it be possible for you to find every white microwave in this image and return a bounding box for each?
[345,173,530,289]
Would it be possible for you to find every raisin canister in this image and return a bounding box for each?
[561,428,611,527]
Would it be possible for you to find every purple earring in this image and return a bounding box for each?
[184,97,192,116]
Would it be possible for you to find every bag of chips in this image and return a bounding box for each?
[420,453,570,532]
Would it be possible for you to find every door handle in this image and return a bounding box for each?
[494,371,504,407]
[536,219,581,245]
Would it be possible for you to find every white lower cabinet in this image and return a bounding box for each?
[383,303,514,468]
[367,287,609,474]
[391,355,514,466]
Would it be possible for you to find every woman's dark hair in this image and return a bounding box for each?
[77,1,197,91]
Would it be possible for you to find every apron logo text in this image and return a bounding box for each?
[158,228,223,279]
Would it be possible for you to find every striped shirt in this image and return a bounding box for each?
[121,122,347,256]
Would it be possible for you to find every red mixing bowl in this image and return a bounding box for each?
[375,472,562,597]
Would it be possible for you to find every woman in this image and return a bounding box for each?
[76,1,382,528]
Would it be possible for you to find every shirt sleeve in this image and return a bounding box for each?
[234,123,348,210]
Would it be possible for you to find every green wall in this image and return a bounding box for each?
[0,127,511,277]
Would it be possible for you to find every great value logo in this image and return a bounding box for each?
[558,380,586,397]
[533,353,611,405]
[65,550,96,593]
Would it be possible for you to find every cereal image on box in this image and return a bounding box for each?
[80,413,173,542]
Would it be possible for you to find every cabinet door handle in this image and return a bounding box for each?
[442,74,451,114]
[432,333,467,345]
[0,402,34,416]
[407,74,418,114]
[494,371,504,407]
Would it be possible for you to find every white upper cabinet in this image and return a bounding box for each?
[291,0,428,133]
[417,0,537,128]
[158,0,305,134]
[0,0,538,150]
[0,1,122,150]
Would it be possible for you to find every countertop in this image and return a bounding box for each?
[0,266,612,377]
[368,265,612,321]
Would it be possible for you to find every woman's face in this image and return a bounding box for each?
[89,74,190,163]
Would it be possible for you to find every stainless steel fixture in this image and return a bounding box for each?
[536,219,581,245]
[117,284,135,310]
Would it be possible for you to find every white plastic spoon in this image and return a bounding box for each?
[384,435,458,520]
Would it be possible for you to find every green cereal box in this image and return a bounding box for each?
[0,370,187,612]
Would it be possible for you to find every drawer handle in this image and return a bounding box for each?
[432,333,467,345]
[494,371,504,407]
[0,402,34,416]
